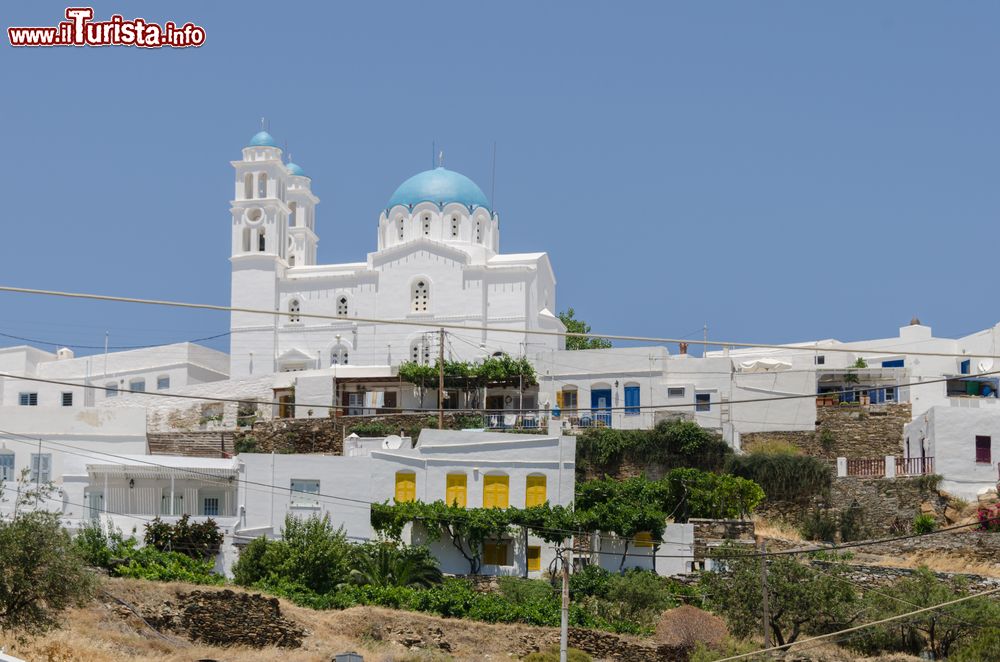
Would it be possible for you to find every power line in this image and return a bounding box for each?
[4,364,998,417]
[1,284,998,360]
[0,329,230,350]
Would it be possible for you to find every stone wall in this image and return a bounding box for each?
[691,518,756,558]
[233,413,494,454]
[758,475,946,538]
[809,559,1000,593]
[742,402,912,459]
[127,589,305,648]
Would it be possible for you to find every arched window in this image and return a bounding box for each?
[394,471,416,503]
[289,202,297,227]
[258,230,266,252]
[445,473,467,508]
[242,227,251,252]
[483,474,509,509]
[451,217,459,238]
[411,279,429,313]
[525,474,547,507]
[288,299,300,323]
[410,339,432,365]
[257,172,268,199]
[330,345,349,365]
[336,296,348,317]
[243,173,253,200]
[422,215,431,236]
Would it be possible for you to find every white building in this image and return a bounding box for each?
[904,406,1000,500]
[237,427,575,577]
[0,342,229,410]
[228,131,562,379]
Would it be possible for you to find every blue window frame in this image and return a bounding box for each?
[960,359,971,375]
[623,385,640,415]
[882,359,904,368]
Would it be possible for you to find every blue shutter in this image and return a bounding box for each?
[624,386,640,415]
[961,359,971,375]
[881,359,904,368]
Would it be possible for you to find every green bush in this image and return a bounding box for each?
[576,420,732,475]
[347,420,397,437]
[913,513,937,534]
[73,519,222,585]
[800,508,838,542]
[233,513,351,594]
[726,452,832,502]
[144,514,223,560]
[498,576,556,606]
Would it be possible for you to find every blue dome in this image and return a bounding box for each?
[286,162,306,177]
[387,167,490,211]
[248,131,277,147]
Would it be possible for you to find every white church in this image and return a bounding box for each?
[229,130,563,379]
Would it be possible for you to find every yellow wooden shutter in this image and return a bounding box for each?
[446,473,467,508]
[483,542,509,566]
[394,472,416,503]
[556,390,564,408]
[634,531,654,548]
[483,475,509,509]
[527,546,541,572]
[525,475,547,507]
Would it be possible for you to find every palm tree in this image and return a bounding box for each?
[350,544,443,588]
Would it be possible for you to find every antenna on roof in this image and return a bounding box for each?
[260,117,265,131]
[438,150,444,168]
[490,141,497,208]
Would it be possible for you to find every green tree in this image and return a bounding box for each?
[233,514,351,593]
[850,568,1000,659]
[700,550,860,647]
[558,308,612,350]
[349,543,443,588]
[0,474,95,638]
[143,514,223,560]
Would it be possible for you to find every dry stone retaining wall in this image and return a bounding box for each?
[742,402,912,459]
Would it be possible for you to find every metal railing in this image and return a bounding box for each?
[843,456,935,478]
[484,411,545,430]
[846,458,886,477]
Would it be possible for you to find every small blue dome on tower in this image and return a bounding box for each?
[387,167,490,211]
[248,131,278,147]
[286,162,306,177]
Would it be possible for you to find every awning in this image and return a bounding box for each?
[738,359,793,373]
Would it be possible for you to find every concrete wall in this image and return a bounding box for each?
[907,406,1000,499]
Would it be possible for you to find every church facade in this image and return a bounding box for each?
[228,131,564,379]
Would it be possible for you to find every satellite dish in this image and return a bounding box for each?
[382,434,403,450]
[979,359,994,373]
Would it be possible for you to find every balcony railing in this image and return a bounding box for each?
[846,458,886,477]
[484,411,546,430]
[896,456,935,476]
[842,456,935,478]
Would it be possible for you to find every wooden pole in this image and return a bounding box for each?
[760,539,771,649]
[560,542,570,662]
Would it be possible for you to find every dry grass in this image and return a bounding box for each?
[857,550,1000,578]
[752,515,805,543]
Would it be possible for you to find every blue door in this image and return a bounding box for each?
[591,389,612,426]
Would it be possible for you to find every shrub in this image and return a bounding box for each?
[232,513,351,594]
[347,420,397,437]
[800,508,838,542]
[978,503,1000,532]
[726,452,832,502]
[349,543,443,588]
[144,514,223,560]
[576,420,732,475]
[655,605,728,650]
[498,576,556,606]
[913,513,937,534]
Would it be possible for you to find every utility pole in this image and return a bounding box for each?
[438,328,445,429]
[559,542,571,662]
[760,538,770,649]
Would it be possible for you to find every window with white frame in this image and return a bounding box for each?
[129,378,145,393]
[30,453,51,483]
[695,392,712,412]
[157,375,170,390]
[200,493,222,517]
[412,280,429,313]
[290,479,320,507]
[667,387,685,398]
[61,392,73,407]
[0,451,13,481]
[289,299,301,323]
[243,173,253,200]
[257,172,268,199]
[19,392,38,406]
[288,201,297,226]
[815,355,826,365]
[105,383,118,397]
[337,296,348,317]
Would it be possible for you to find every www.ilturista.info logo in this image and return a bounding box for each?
[8,7,205,48]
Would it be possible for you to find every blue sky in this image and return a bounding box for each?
[1,2,998,356]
